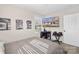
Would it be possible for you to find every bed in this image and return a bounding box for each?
[4,37,65,54]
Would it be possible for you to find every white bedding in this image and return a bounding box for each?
[4,37,65,54]
[30,39,49,53]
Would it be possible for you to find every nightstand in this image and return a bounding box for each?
[0,41,5,54]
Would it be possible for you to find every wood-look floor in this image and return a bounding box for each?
[58,42,79,54]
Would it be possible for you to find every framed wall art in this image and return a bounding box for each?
[26,20,32,29]
[16,20,23,30]
[42,16,59,27]
[0,18,11,30]
[35,25,41,31]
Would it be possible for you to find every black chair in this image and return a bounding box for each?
[53,31,63,44]
[40,31,51,40]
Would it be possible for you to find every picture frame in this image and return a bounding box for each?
[35,25,41,31]
[16,20,23,30]
[42,16,59,27]
[0,18,11,30]
[26,20,32,29]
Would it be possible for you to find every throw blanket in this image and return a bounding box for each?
[17,39,49,54]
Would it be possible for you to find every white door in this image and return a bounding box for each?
[63,14,79,47]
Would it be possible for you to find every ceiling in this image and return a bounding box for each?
[1,4,79,16]
[15,4,79,16]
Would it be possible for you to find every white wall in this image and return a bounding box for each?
[63,13,79,47]
[0,5,64,43]
[0,5,40,43]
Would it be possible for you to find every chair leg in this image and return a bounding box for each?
[57,40,60,44]
[57,37,61,44]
